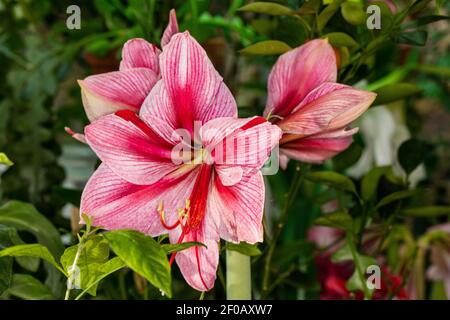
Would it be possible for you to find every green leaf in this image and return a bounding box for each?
[0,244,66,275]
[0,225,14,294]
[0,201,64,258]
[162,242,206,254]
[398,138,430,175]
[375,189,420,210]
[315,211,353,231]
[74,257,126,300]
[0,225,39,272]
[8,274,55,300]
[60,235,110,296]
[346,255,378,292]
[238,2,294,16]
[407,0,433,16]
[239,40,291,55]
[104,230,172,297]
[400,206,450,218]
[373,83,422,105]
[0,256,12,295]
[298,0,321,15]
[306,171,357,195]
[317,0,346,31]
[341,1,366,25]
[361,166,390,201]
[322,32,359,48]
[225,242,262,257]
[332,243,353,262]
[0,153,13,166]
[332,242,377,295]
[395,30,428,46]
[402,15,450,29]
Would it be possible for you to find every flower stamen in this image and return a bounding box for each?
[158,201,182,230]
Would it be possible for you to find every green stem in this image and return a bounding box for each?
[118,270,127,300]
[226,250,251,300]
[261,163,309,297]
[64,241,84,300]
[347,233,371,299]
[414,240,428,300]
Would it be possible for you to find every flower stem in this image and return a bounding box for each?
[226,249,251,300]
[261,163,309,298]
[64,241,84,300]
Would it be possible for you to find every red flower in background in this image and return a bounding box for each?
[315,254,409,300]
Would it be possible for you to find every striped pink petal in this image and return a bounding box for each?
[119,38,161,74]
[201,117,282,169]
[265,39,337,118]
[169,193,220,291]
[214,166,243,186]
[158,32,237,133]
[79,68,158,121]
[80,164,197,236]
[280,127,358,163]
[84,111,178,185]
[161,9,179,48]
[140,80,179,131]
[278,83,376,136]
[212,171,264,244]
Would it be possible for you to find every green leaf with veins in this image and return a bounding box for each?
[104,230,172,298]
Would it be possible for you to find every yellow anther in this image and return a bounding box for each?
[157,201,164,213]
[177,208,186,218]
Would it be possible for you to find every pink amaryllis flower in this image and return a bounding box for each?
[80,32,281,291]
[264,39,376,168]
[78,10,179,122]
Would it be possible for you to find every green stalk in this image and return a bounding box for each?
[64,241,84,300]
[346,233,371,299]
[226,250,251,300]
[261,163,309,297]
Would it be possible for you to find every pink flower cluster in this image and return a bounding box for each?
[68,10,375,291]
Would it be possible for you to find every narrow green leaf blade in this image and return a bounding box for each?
[162,242,206,254]
[0,244,66,275]
[239,40,292,55]
[373,83,422,105]
[225,242,262,257]
[315,211,353,231]
[376,189,420,210]
[322,32,359,48]
[361,166,390,201]
[317,0,345,31]
[400,206,450,218]
[238,2,294,16]
[306,171,357,195]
